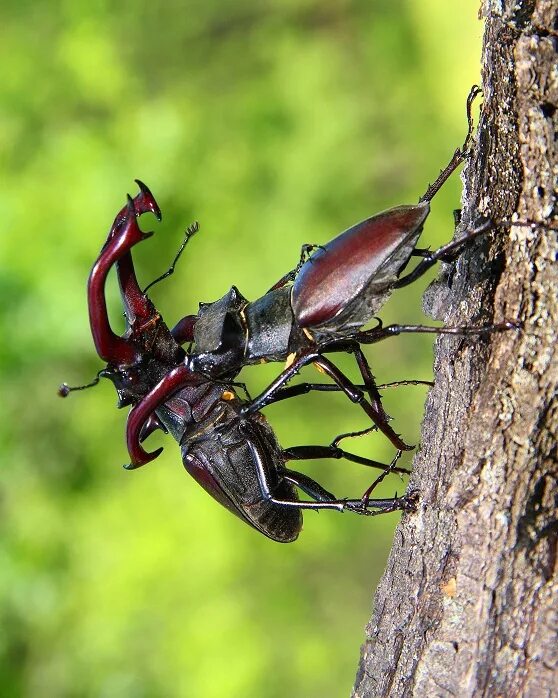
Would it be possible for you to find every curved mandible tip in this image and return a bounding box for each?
[134,179,162,221]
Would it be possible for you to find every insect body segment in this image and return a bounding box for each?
[69,184,412,542]
[291,202,430,334]
[60,86,525,540]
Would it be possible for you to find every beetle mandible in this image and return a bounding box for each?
[60,186,414,542]
[60,86,522,538]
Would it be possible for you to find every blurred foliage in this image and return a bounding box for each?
[0,1,482,696]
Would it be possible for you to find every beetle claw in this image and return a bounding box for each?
[134,179,162,221]
[125,445,164,470]
[105,182,162,247]
[120,195,154,247]
[398,435,415,451]
[140,414,168,441]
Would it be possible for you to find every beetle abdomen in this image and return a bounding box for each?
[182,409,302,543]
[292,202,430,334]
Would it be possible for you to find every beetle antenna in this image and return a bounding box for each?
[58,370,103,397]
[143,221,200,294]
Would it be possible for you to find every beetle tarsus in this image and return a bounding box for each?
[418,85,481,204]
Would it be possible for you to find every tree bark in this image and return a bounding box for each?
[353,3,558,697]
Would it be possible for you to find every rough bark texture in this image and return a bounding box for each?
[353,2,558,697]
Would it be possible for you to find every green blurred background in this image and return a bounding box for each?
[0,2,481,696]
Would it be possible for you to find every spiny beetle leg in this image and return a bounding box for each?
[266,242,324,292]
[393,218,494,289]
[253,457,410,515]
[125,363,204,468]
[344,489,419,516]
[283,443,409,475]
[341,497,408,516]
[281,468,337,501]
[347,342,390,423]
[282,467,414,516]
[310,338,412,449]
[355,321,520,346]
[360,450,403,506]
[254,378,432,404]
[313,337,390,421]
[419,85,481,204]
[239,348,412,451]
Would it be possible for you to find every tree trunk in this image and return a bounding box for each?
[353,3,558,696]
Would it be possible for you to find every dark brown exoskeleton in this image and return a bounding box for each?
[153,87,514,450]
[60,185,413,542]
[61,87,522,540]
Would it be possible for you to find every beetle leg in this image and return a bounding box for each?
[251,378,432,403]
[419,85,481,203]
[239,350,412,451]
[309,338,388,418]
[124,362,204,468]
[254,460,412,515]
[358,449,403,505]
[355,320,519,345]
[345,342,390,422]
[280,468,337,501]
[280,340,411,449]
[283,444,409,475]
[393,218,494,289]
[294,447,405,507]
[411,247,432,258]
[246,437,412,514]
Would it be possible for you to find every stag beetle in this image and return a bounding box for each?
[60,87,520,539]
[139,86,512,451]
[60,185,415,542]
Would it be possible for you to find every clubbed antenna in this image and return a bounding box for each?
[58,370,103,397]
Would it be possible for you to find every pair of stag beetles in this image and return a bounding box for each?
[60,87,514,542]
